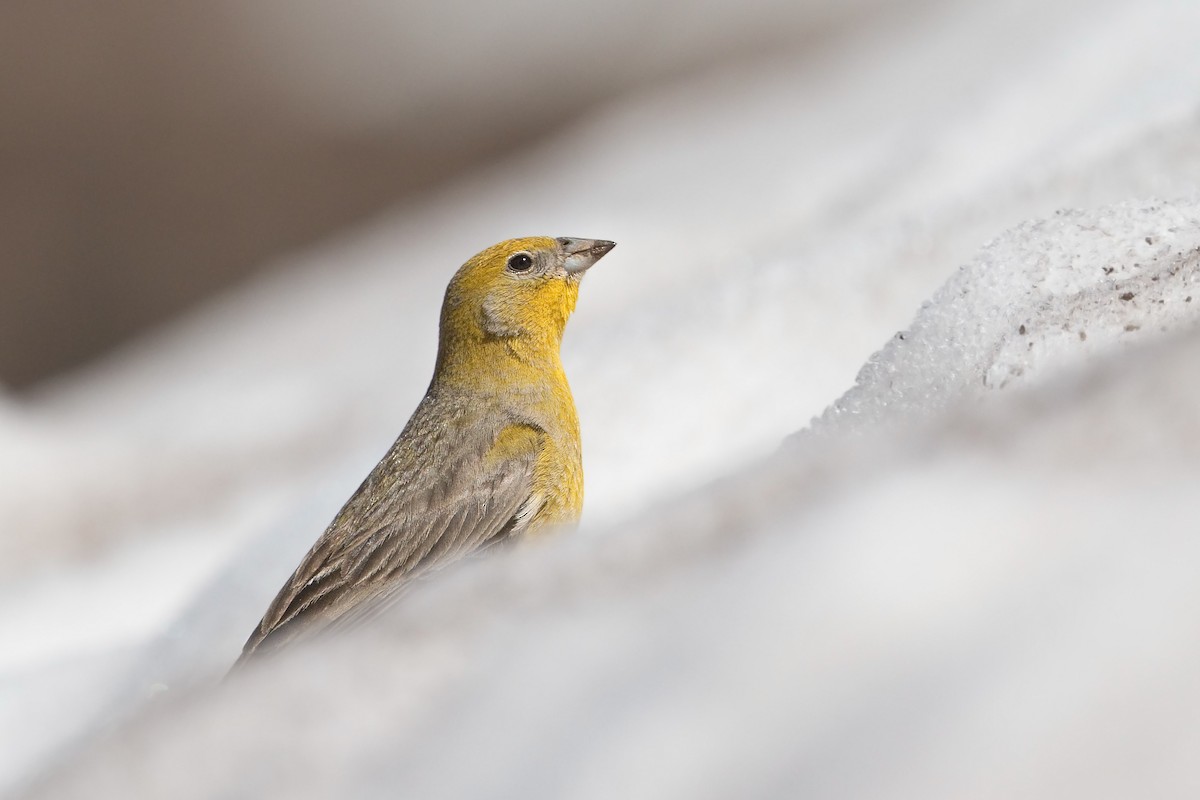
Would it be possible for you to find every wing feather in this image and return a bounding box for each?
[237,398,539,663]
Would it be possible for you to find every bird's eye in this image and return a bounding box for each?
[507,252,533,272]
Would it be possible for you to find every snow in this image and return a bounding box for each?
[810,199,1200,437]
[5,0,1200,796]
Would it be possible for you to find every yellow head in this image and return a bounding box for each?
[434,236,615,385]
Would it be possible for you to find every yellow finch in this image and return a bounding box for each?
[236,236,613,665]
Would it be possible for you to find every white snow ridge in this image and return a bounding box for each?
[15,199,1200,800]
[812,198,1200,438]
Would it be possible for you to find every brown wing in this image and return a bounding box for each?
[236,399,540,665]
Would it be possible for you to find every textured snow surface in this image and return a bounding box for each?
[811,199,1200,436]
[5,0,1200,796]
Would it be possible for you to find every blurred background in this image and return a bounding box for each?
[4,0,1200,797]
[1,0,873,387]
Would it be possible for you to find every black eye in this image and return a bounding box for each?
[507,252,533,272]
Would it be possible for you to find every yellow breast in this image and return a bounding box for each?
[485,391,584,535]
[529,428,583,531]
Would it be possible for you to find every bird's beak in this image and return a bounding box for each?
[559,237,616,275]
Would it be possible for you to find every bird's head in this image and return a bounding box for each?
[439,237,615,355]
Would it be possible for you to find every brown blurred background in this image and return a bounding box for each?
[0,0,865,387]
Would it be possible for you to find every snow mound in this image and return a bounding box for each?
[812,198,1200,437]
[19,205,1200,800]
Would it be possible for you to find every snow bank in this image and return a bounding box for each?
[20,199,1200,799]
[811,199,1200,437]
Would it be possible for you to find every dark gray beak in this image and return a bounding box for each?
[559,237,616,274]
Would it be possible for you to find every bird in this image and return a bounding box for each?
[235,236,614,666]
